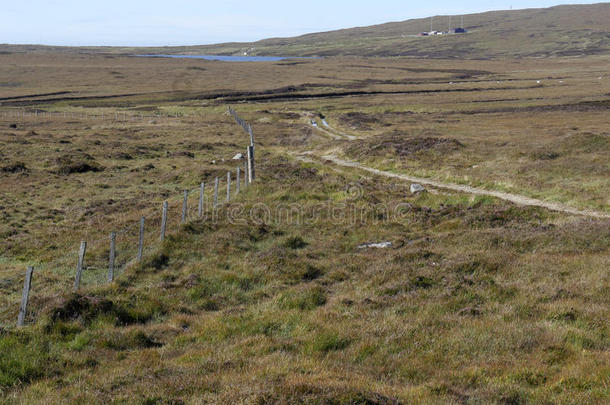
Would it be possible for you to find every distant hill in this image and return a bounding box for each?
[1,3,609,59]
[191,3,610,58]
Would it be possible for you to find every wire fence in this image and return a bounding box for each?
[2,107,257,328]
[0,108,193,124]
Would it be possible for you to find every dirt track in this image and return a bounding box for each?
[317,154,610,219]
[305,117,609,219]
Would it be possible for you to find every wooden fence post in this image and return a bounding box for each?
[160,201,168,241]
[226,172,231,202]
[247,146,255,183]
[198,182,205,217]
[244,160,248,188]
[74,241,87,291]
[137,217,145,262]
[213,177,219,208]
[17,266,34,327]
[182,190,189,223]
[108,232,116,282]
[236,167,241,195]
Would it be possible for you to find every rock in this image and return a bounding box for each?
[410,184,425,194]
[358,241,392,249]
[232,153,244,160]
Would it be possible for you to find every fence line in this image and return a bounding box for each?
[5,107,259,327]
[0,108,192,124]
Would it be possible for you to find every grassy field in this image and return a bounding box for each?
[0,51,609,404]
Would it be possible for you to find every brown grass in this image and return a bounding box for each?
[0,51,609,404]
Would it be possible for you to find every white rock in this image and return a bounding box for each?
[410,184,425,194]
[232,153,244,160]
[358,242,392,249]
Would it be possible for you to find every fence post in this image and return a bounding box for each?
[198,182,205,218]
[244,160,248,188]
[161,201,168,241]
[226,172,231,202]
[213,177,219,208]
[236,167,241,195]
[17,266,34,327]
[108,232,116,282]
[138,217,145,262]
[74,241,87,291]
[182,190,189,223]
[247,145,255,183]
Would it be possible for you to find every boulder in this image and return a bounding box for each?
[410,184,425,194]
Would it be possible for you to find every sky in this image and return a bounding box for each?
[0,1,603,46]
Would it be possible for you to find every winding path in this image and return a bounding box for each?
[305,116,609,219]
[316,154,609,219]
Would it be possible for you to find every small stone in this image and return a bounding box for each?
[410,184,425,194]
[232,153,244,160]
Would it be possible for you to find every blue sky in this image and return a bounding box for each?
[0,1,602,46]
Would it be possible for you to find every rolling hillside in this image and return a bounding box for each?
[2,3,609,59]
[193,3,610,58]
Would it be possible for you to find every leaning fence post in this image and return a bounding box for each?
[213,177,219,208]
[198,182,205,217]
[247,146,255,183]
[226,172,231,202]
[17,266,34,327]
[236,167,241,195]
[74,241,87,291]
[182,190,189,223]
[161,201,168,241]
[108,232,116,282]
[137,217,145,262]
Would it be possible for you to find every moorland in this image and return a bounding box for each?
[0,4,609,404]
